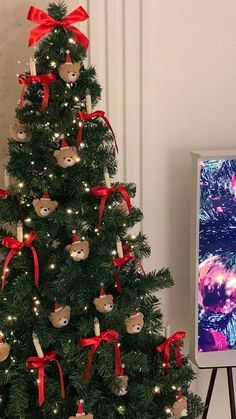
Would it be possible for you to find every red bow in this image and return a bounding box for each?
[18,73,56,111]
[156,331,186,373]
[2,231,39,290]
[26,350,65,406]
[77,111,118,152]
[78,329,122,383]
[91,185,131,231]
[0,189,10,199]
[27,5,89,48]
[113,245,135,292]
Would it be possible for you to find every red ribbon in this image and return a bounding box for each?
[2,231,39,290]
[91,185,131,230]
[0,189,10,199]
[27,5,89,48]
[77,111,118,152]
[156,331,186,373]
[78,329,122,383]
[26,350,65,406]
[18,73,56,111]
[113,245,135,293]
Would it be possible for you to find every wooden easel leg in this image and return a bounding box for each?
[202,368,218,419]
[227,367,236,419]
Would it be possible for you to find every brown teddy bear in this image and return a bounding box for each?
[49,303,71,328]
[32,192,58,218]
[53,138,80,168]
[68,400,93,419]
[0,337,10,362]
[59,50,80,83]
[125,311,144,334]
[116,200,130,216]
[93,287,114,313]
[171,395,188,418]
[66,232,90,262]
[9,119,31,142]
[111,374,129,396]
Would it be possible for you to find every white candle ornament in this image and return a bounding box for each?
[85,88,92,114]
[116,236,124,258]
[32,332,44,358]
[104,167,111,188]
[94,317,101,337]
[29,57,37,76]
[17,221,23,243]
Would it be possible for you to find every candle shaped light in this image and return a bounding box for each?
[94,317,101,337]
[165,321,171,339]
[85,88,92,114]
[32,332,44,358]
[4,170,10,189]
[29,57,37,76]
[17,221,23,243]
[116,236,124,258]
[104,167,111,188]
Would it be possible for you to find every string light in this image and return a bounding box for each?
[31,161,35,165]
[18,182,24,188]
[154,386,160,393]
[50,61,57,68]
[25,218,31,223]
[69,38,76,44]
[111,250,117,255]
[66,209,72,214]
[74,96,79,102]
[50,264,55,269]
[165,407,171,415]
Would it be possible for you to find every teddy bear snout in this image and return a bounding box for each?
[18,130,26,139]
[65,157,74,166]
[40,207,49,216]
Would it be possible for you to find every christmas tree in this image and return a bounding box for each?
[0,2,203,418]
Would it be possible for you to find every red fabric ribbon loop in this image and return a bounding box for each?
[91,185,131,231]
[0,189,10,199]
[156,331,186,373]
[18,73,56,111]
[26,350,65,406]
[78,329,122,383]
[27,5,89,48]
[113,245,135,293]
[77,111,118,152]
[1,231,39,290]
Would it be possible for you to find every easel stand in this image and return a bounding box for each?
[202,367,236,419]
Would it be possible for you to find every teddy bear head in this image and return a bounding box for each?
[125,311,144,334]
[0,338,10,362]
[68,400,93,419]
[53,138,80,168]
[59,50,80,83]
[112,375,129,396]
[33,192,58,218]
[9,120,31,142]
[93,287,114,313]
[69,415,93,419]
[116,200,130,216]
[66,232,89,262]
[49,303,71,328]
[171,396,188,418]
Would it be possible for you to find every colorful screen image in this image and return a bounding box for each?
[198,159,236,352]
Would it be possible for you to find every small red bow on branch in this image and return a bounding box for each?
[0,189,10,199]
[91,185,131,231]
[78,329,122,383]
[77,111,118,152]
[113,245,135,292]
[1,231,39,290]
[156,331,186,373]
[27,5,89,48]
[18,73,56,111]
[26,350,65,406]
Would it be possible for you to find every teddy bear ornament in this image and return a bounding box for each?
[9,119,31,142]
[125,311,144,334]
[49,302,71,328]
[171,391,188,419]
[0,336,10,363]
[59,50,80,83]
[66,231,90,262]
[53,138,80,168]
[33,192,58,218]
[93,286,114,313]
[68,399,93,419]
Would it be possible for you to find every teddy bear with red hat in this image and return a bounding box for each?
[9,119,31,142]
[32,191,58,218]
[125,310,144,334]
[93,286,114,313]
[171,390,188,418]
[68,400,93,419]
[59,50,80,83]
[66,231,90,262]
[53,138,80,168]
[48,302,71,328]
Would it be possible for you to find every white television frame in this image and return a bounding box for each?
[190,150,236,368]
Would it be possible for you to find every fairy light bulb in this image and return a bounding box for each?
[50,264,55,269]
[67,209,72,214]
[18,182,24,188]
[50,61,57,68]
[154,386,160,393]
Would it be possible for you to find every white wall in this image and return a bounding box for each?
[1,1,236,417]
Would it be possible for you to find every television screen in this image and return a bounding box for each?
[198,158,236,353]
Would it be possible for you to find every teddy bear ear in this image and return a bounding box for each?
[32,198,39,206]
[53,150,60,158]
[52,200,59,208]
[65,244,71,252]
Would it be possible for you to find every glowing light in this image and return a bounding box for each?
[66,209,72,214]
[50,264,55,269]
[18,182,24,188]
[50,61,57,68]
[25,218,31,223]
[154,386,160,393]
